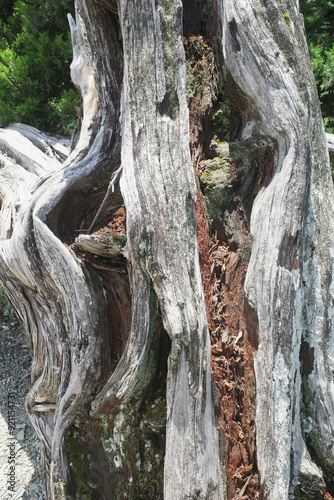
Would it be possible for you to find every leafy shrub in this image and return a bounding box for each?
[51,88,81,136]
[0,0,80,135]
[300,0,334,132]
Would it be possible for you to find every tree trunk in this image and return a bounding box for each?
[0,0,334,499]
[220,1,334,497]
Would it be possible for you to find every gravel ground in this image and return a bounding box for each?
[0,316,45,499]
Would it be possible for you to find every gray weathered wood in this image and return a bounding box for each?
[219,0,334,497]
[91,1,223,497]
[0,0,222,498]
[0,0,123,496]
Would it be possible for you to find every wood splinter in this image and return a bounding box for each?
[86,165,123,235]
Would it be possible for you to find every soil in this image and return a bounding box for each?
[0,315,45,499]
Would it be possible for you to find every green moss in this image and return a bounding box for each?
[64,418,99,499]
[212,103,231,141]
[65,358,167,499]
[211,74,233,142]
[184,35,216,106]
[99,233,126,251]
[283,11,295,36]
[300,374,314,416]
[293,470,324,500]
[199,136,277,230]
[0,285,15,318]
[330,155,334,182]
[200,140,233,220]
[231,142,255,176]
[306,428,334,492]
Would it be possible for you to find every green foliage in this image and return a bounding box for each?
[0,0,80,135]
[300,0,334,131]
[52,88,81,135]
[0,0,15,23]
[0,285,14,317]
[211,75,232,142]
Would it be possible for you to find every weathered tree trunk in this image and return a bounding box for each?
[1,0,334,499]
[219,1,334,498]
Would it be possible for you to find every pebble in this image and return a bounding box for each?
[0,316,45,499]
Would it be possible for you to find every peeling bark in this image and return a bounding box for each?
[0,0,334,499]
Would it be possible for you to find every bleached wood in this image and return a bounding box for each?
[91,1,223,497]
[219,0,334,497]
[75,233,124,257]
[0,0,123,496]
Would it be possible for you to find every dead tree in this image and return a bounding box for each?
[0,0,334,499]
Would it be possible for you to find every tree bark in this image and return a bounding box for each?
[0,0,334,499]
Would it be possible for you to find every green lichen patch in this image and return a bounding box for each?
[199,136,277,233]
[184,35,216,107]
[293,470,324,500]
[283,11,291,25]
[200,153,234,227]
[283,11,295,36]
[99,233,126,251]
